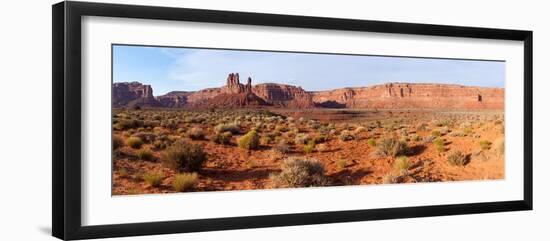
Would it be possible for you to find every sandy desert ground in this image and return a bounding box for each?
[112,108,504,195]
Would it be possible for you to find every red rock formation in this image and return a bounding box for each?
[311,83,504,109]
[155,91,192,108]
[253,83,315,108]
[112,82,162,108]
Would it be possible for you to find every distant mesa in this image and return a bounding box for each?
[112,73,504,110]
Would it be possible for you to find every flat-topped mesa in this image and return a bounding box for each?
[311,82,504,109]
[225,73,252,94]
[112,81,162,108]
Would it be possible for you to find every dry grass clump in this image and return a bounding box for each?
[161,141,207,172]
[214,122,240,134]
[303,140,316,153]
[212,131,232,145]
[126,136,143,149]
[393,156,411,173]
[274,141,291,154]
[376,137,409,157]
[447,151,469,166]
[238,130,260,150]
[136,148,153,161]
[142,172,164,187]
[173,173,198,192]
[336,158,347,170]
[339,130,356,141]
[270,157,327,188]
[186,127,205,140]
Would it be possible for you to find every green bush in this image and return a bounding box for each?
[367,138,377,147]
[270,157,327,188]
[447,151,469,166]
[126,136,143,149]
[212,131,232,145]
[142,172,164,187]
[161,141,207,172]
[173,173,198,192]
[238,130,260,150]
[433,138,446,153]
[376,137,409,157]
[303,140,316,153]
[136,148,153,161]
[479,140,492,150]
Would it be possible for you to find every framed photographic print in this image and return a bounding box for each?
[52,1,533,240]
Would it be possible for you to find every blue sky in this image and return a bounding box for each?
[113,45,505,96]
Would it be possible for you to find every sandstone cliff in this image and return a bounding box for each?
[311,83,503,109]
[112,82,162,108]
[114,74,504,110]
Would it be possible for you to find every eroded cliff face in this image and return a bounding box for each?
[112,82,162,108]
[253,83,315,108]
[115,75,504,110]
[311,83,504,109]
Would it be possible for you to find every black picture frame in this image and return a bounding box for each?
[52,1,533,240]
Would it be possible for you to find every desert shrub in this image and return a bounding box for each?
[118,167,128,178]
[113,136,124,150]
[354,126,367,134]
[393,156,411,173]
[142,172,164,187]
[214,123,240,134]
[367,138,377,147]
[212,131,232,145]
[114,119,140,131]
[136,148,153,161]
[275,125,289,133]
[382,172,401,184]
[274,141,291,154]
[126,136,143,149]
[463,127,474,136]
[416,123,428,131]
[431,130,441,137]
[376,137,409,157]
[313,134,328,143]
[336,159,347,170]
[410,134,421,142]
[435,119,451,127]
[186,127,205,140]
[238,130,260,150]
[303,140,316,153]
[132,132,156,143]
[339,130,356,141]
[173,173,198,192]
[295,133,311,145]
[439,126,450,135]
[315,143,328,152]
[270,157,327,188]
[153,140,168,149]
[161,141,207,172]
[447,151,469,166]
[479,140,492,150]
[433,138,446,153]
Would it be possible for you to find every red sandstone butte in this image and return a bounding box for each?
[113,73,504,110]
